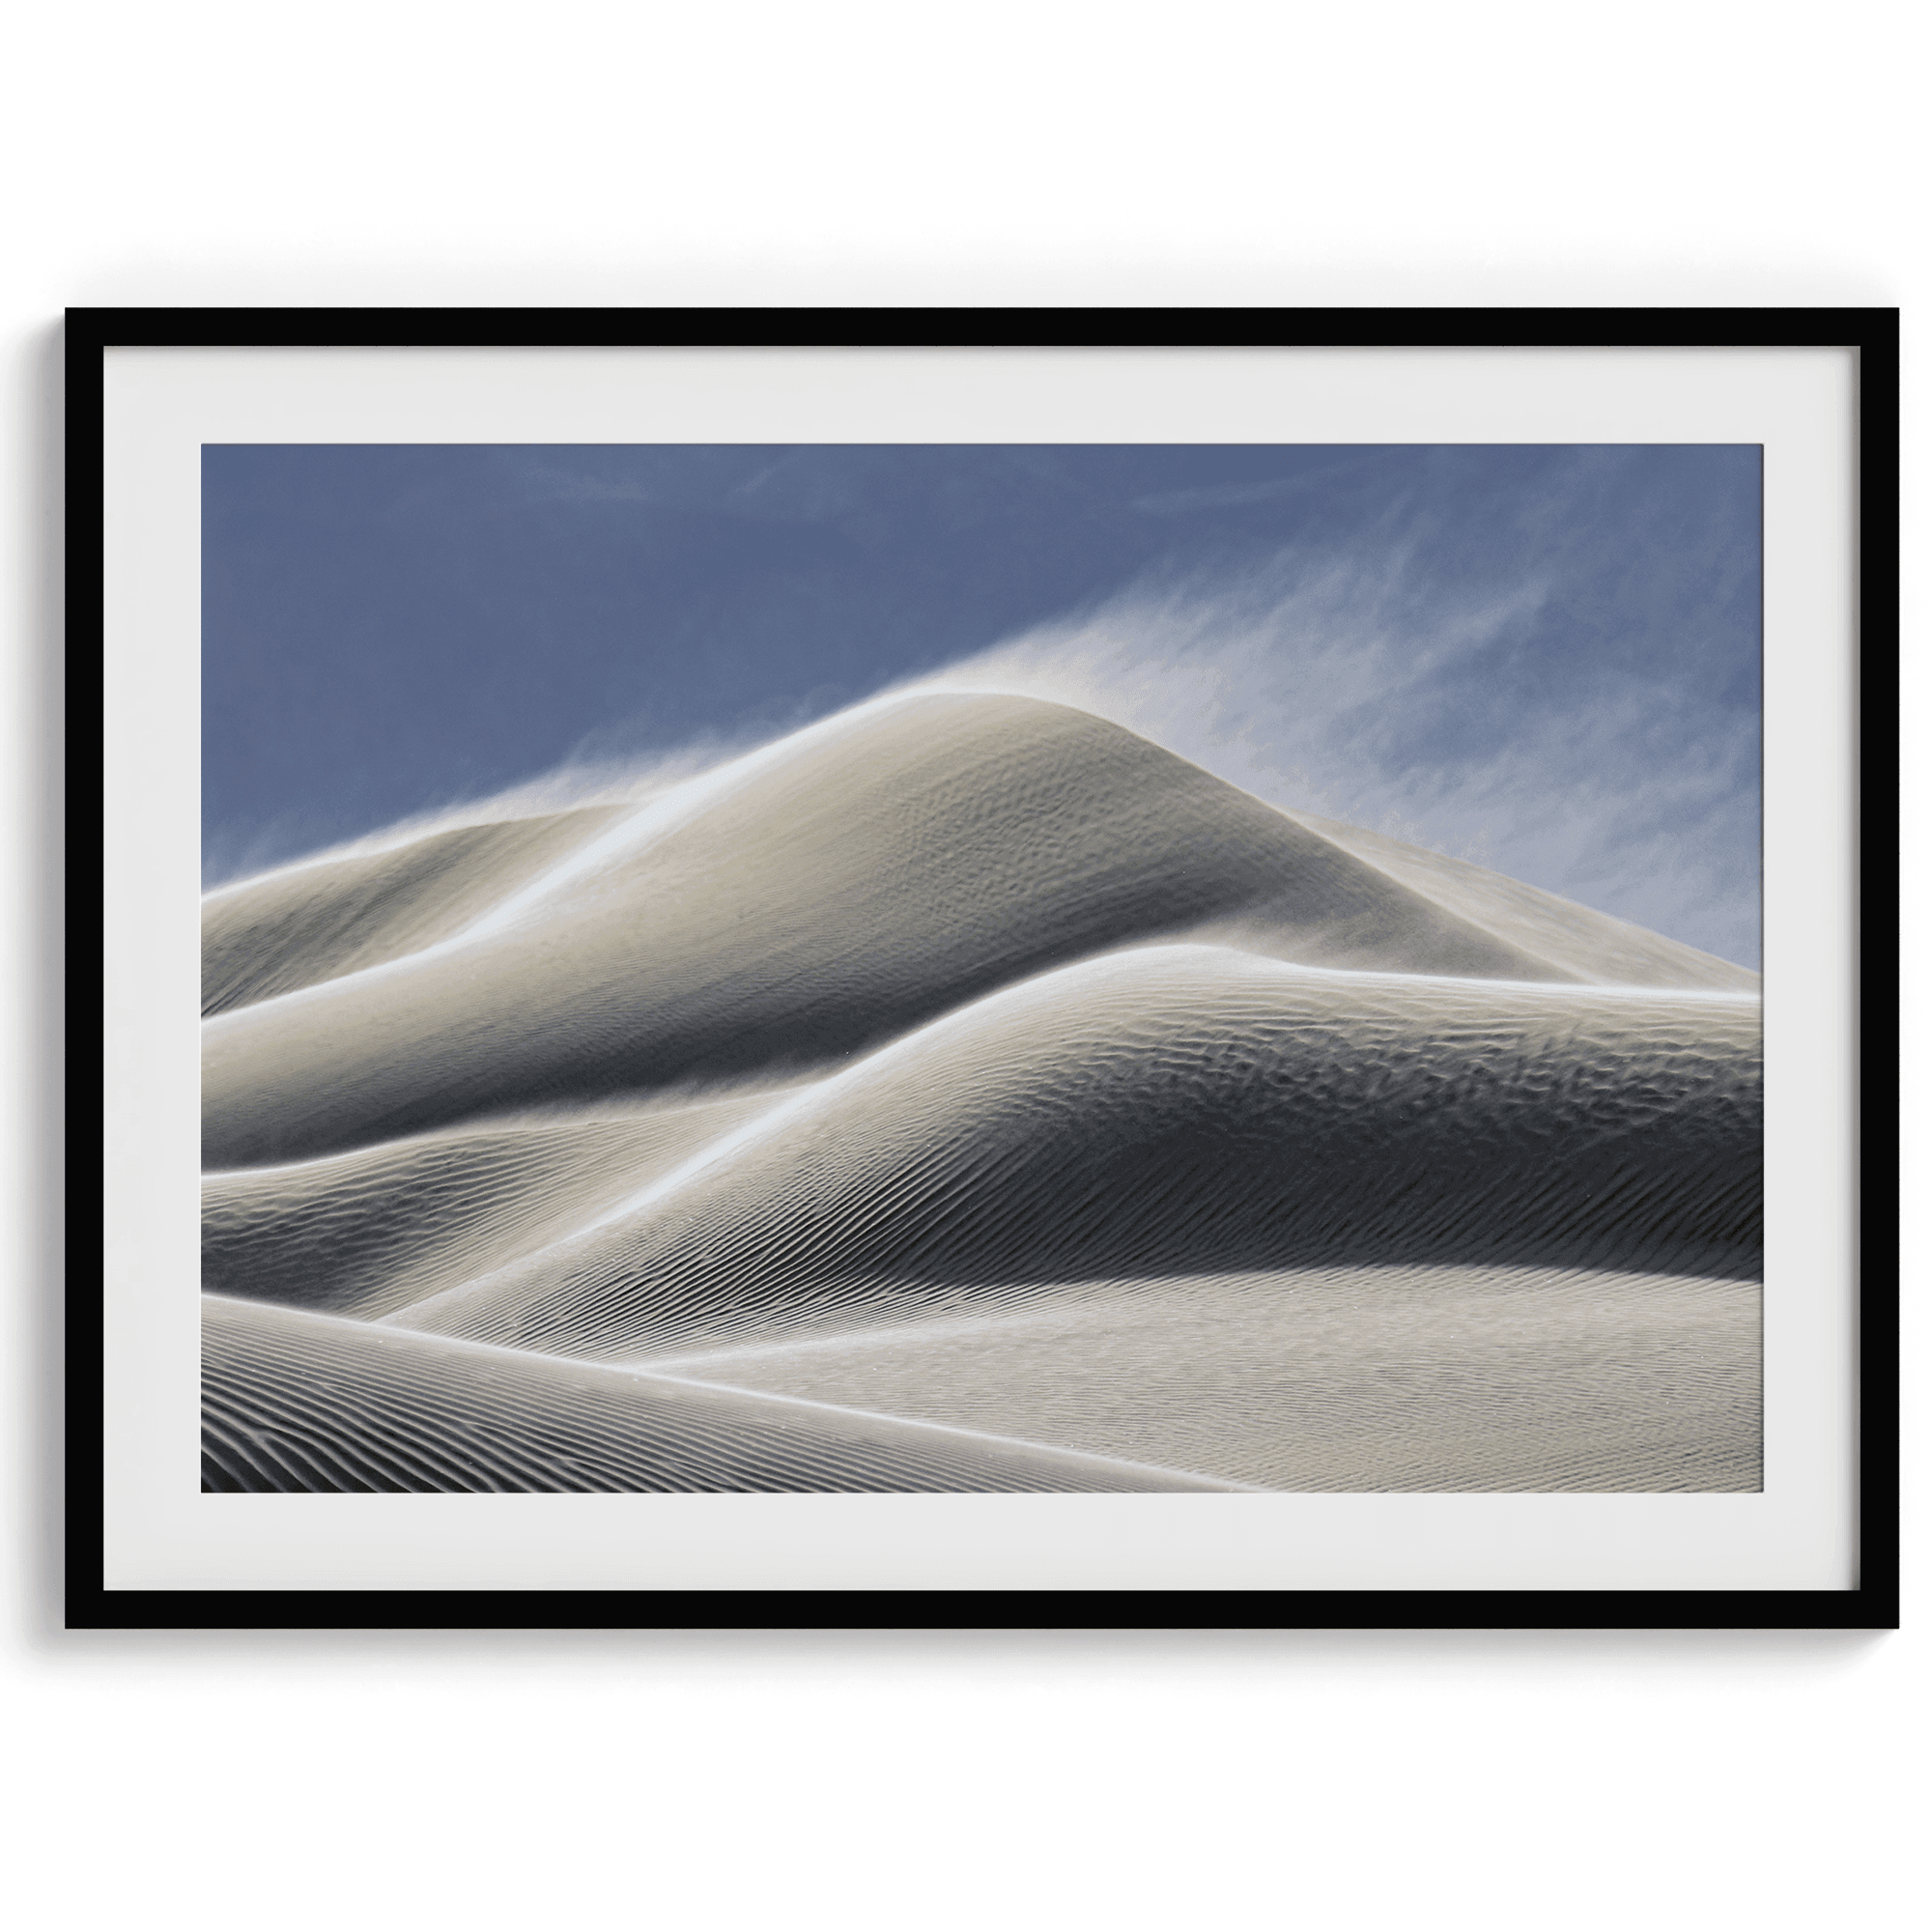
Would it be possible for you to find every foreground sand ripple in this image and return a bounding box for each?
[202,1295,1237,1492]
[644,1265,1760,1492]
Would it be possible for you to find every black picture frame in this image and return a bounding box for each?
[67,305,1899,1632]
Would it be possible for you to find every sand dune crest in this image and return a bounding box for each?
[202,807,624,1016]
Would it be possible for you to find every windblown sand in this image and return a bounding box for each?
[201,693,1762,1492]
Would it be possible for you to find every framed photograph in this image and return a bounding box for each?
[71,307,1897,1629]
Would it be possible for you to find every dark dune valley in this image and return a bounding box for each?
[201,693,1762,1493]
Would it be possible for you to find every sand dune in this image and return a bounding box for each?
[202,1086,792,1320]
[646,1264,1761,1492]
[386,946,1759,1360]
[202,694,1695,1171]
[201,692,1762,1494]
[202,1294,1236,1492]
[1278,808,1758,994]
[202,807,624,1016]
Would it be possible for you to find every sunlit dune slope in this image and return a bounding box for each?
[386,946,1761,1362]
[202,694,1743,1169]
[649,1264,1761,1492]
[202,807,624,1016]
[201,1087,789,1320]
[201,1295,1238,1492]
[1279,808,1757,993]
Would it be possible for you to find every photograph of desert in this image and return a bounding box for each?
[200,442,1763,1494]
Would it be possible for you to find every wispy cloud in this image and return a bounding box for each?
[1131,477,1320,517]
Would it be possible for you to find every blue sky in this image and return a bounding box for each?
[202,443,1761,964]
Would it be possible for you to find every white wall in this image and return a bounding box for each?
[5,5,1920,1926]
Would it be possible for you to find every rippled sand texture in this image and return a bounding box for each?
[202,693,1763,1492]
